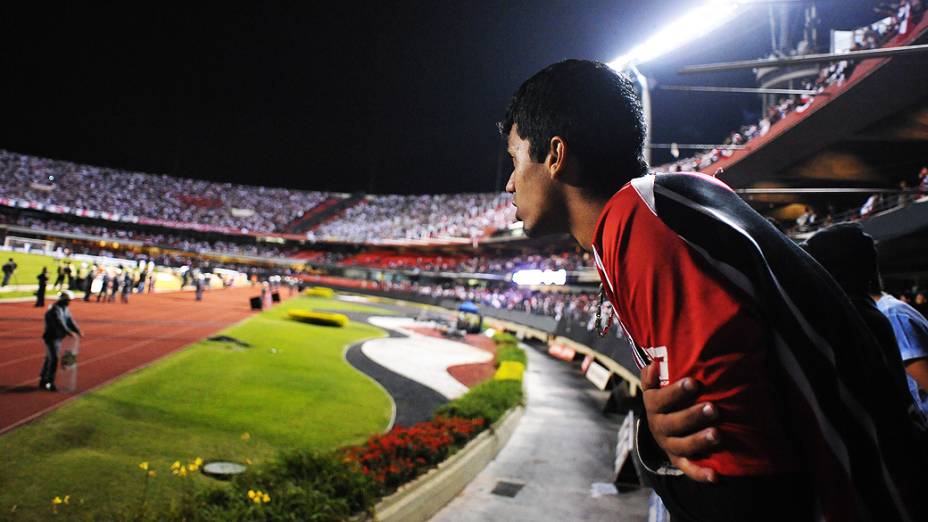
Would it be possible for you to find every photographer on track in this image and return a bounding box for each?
[39,291,82,391]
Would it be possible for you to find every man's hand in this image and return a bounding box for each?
[641,362,721,483]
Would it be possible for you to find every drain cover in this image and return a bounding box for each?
[491,481,524,498]
[201,461,247,481]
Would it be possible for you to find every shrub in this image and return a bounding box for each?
[435,380,523,424]
[491,331,519,346]
[493,361,525,382]
[159,451,379,522]
[495,345,527,366]
[303,287,335,298]
[288,310,349,327]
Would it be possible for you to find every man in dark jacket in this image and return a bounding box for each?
[35,267,48,307]
[2,258,16,286]
[40,291,81,391]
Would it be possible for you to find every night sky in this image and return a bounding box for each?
[1,1,881,194]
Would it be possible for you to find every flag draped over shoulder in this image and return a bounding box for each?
[639,172,927,522]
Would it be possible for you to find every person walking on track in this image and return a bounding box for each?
[39,291,81,392]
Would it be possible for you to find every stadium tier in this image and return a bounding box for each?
[656,3,926,176]
[0,150,514,243]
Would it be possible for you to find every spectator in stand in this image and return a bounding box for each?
[804,224,923,419]
[654,6,919,176]
[918,166,928,194]
[878,288,928,420]
[915,290,928,316]
[860,193,879,217]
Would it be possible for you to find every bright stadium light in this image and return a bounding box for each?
[607,1,747,71]
[512,269,567,286]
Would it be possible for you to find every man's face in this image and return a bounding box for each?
[505,125,565,237]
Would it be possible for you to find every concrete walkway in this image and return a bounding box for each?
[430,343,650,522]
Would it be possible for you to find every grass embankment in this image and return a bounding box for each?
[0,296,396,520]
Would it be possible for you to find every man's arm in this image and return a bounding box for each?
[905,358,928,391]
[640,361,721,483]
[63,310,81,337]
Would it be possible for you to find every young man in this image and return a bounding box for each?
[501,59,925,521]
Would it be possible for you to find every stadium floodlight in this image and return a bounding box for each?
[512,269,567,286]
[607,1,747,71]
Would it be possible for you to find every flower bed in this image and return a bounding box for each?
[342,416,486,492]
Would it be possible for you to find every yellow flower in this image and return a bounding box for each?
[171,460,181,470]
[52,497,62,505]
[187,463,197,472]
[247,490,256,500]
[194,457,203,467]
[262,493,270,504]
[245,458,253,465]
[148,470,157,478]
[139,461,149,471]
[178,467,187,477]
[63,496,70,505]
[241,432,251,441]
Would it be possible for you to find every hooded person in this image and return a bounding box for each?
[40,291,82,391]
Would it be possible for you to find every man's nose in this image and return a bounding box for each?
[505,173,516,194]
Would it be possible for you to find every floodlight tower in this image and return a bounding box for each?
[607,0,746,166]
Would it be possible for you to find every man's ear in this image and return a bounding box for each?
[545,136,568,180]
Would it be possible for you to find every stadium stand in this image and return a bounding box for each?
[308,193,515,242]
[0,150,334,234]
[0,150,515,242]
[656,2,925,174]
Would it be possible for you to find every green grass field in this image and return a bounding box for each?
[0,296,397,520]
[0,250,187,298]
[0,250,60,287]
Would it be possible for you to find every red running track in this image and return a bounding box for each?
[0,286,286,434]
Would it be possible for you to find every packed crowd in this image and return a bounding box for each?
[657,2,923,174]
[0,150,332,233]
[381,279,604,325]
[333,251,593,273]
[0,213,298,259]
[309,193,515,242]
[0,150,520,242]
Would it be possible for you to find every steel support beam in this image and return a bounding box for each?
[680,43,928,75]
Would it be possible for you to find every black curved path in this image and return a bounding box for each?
[337,308,449,428]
